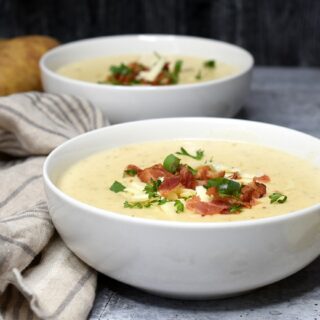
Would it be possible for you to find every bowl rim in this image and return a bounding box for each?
[43,117,320,229]
[40,34,254,91]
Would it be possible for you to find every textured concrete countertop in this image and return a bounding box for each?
[89,67,320,320]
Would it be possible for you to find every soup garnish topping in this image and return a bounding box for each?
[176,147,204,160]
[101,59,184,86]
[99,53,217,86]
[109,147,288,216]
[269,192,287,204]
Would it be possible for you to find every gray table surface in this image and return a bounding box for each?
[89,67,320,320]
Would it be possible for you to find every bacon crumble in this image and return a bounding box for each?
[125,163,270,216]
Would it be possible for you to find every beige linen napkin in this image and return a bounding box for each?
[0,92,105,319]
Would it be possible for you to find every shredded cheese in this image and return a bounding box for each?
[180,188,196,198]
[195,186,211,202]
[138,57,166,82]
[161,201,176,215]
[125,181,149,201]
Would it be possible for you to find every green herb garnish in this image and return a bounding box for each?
[163,154,181,173]
[124,169,137,177]
[269,192,287,204]
[195,70,202,80]
[229,204,242,213]
[174,60,183,74]
[124,201,144,209]
[171,60,183,84]
[110,63,132,76]
[157,198,168,205]
[131,79,142,85]
[144,179,162,198]
[174,200,185,213]
[203,60,215,68]
[187,165,197,175]
[176,147,204,160]
[124,198,168,209]
[205,178,241,196]
[110,181,126,193]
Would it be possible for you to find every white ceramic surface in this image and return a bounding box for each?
[43,118,320,299]
[40,35,253,124]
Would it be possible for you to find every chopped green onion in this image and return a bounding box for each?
[124,201,143,209]
[131,79,142,85]
[195,70,202,80]
[124,169,137,177]
[205,178,241,196]
[174,60,183,74]
[174,200,185,213]
[110,181,126,193]
[176,147,204,160]
[163,154,181,173]
[269,192,287,204]
[157,198,168,205]
[187,165,197,175]
[203,60,215,68]
[110,63,132,76]
[229,204,242,213]
[171,60,183,84]
[124,197,168,209]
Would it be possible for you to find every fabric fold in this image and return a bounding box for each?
[0,92,105,320]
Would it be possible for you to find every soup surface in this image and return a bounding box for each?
[56,140,320,222]
[57,54,237,85]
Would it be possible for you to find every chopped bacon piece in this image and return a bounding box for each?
[158,176,183,200]
[137,164,174,183]
[196,180,207,186]
[240,187,257,207]
[228,171,241,180]
[186,196,229,215]
[126,164,142,173]
[251,181,267,198]
[240,180,266,203]
[128,62,148,73]
[159,176,181,192]
[206,187,243,206]
[179,165,197,189]
[239,185,254,203]
[195,165,225,180]
[254,175,271,183]
[206,186,219,197]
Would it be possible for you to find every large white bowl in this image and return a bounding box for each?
[43,118,320,299]
[40,35,253,124]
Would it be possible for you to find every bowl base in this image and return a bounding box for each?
[141,287,253,300]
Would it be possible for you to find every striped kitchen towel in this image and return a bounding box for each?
[0,92,105,320]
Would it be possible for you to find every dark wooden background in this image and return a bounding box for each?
[1,0,320,66]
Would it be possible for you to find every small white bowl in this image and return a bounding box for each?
[43,118,320,299]
[40,35,253,124]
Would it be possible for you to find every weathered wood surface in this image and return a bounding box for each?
[91,258,320,320]
[0,0,319,66]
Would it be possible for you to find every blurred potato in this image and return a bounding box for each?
[0,35,60,96]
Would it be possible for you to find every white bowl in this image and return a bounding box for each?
[40,35,253,124]
[43,118,320,299]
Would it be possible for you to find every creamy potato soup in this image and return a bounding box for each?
[57,140,320,222]
[57,53,237,85]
